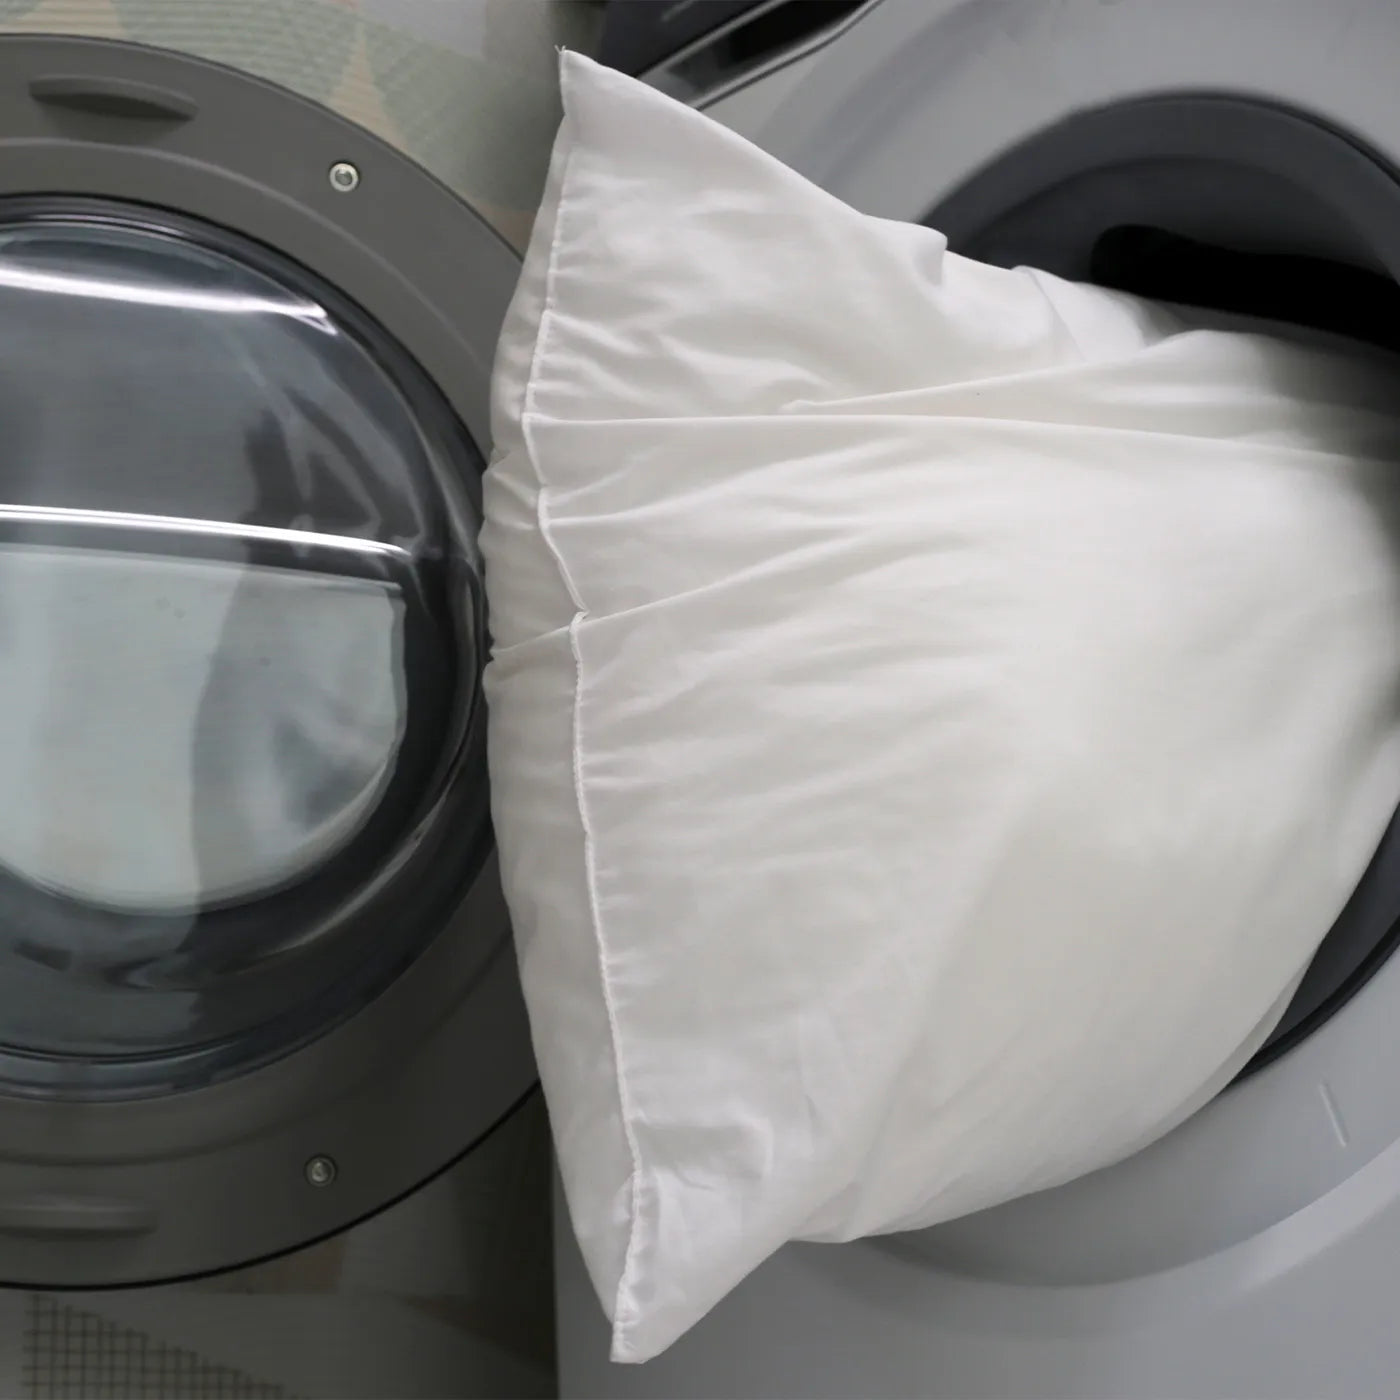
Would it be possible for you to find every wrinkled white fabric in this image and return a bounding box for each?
[482,51,1400,1363]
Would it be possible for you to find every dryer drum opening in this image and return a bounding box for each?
[927,95,1400,1078]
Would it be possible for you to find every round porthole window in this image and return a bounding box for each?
[0,198,489,1099]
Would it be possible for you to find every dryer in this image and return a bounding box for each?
[558,2,1400,1395]
[0,0,598,1292]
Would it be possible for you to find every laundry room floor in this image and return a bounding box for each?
[0,1094,556,1400]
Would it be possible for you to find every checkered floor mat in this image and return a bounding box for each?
[23,1294,295,1400]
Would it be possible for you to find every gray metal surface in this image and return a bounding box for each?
[0,33,534,1287]
[559,1,1400,1394]
[0,0,599,252]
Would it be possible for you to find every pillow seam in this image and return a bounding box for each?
[519,56,648,1338]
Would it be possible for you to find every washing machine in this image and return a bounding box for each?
[556,2,1400,1396]
[0,0,602,1292]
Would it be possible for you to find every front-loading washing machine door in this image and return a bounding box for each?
[0,31,536,1287]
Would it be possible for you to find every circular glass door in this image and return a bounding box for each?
[0,198,488,1099]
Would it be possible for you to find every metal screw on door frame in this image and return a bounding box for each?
[328,161,360,193]
[305,1155,337,1187]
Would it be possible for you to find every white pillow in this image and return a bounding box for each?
[482,51,1400,1363]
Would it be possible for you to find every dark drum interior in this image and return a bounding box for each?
[925,96,1400,1077]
